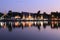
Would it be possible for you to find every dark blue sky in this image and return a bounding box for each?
[0,0,60,13]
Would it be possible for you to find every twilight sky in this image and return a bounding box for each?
[0,0,60,13]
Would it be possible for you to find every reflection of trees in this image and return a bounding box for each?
[37,26,40,30]
[7,24,12,32]
[43,25,46,29]
[6,22,12,32]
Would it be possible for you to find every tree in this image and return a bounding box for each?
[8,10,12,13]
[37,10,40,14]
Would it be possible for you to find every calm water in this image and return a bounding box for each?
[0,21,60,40]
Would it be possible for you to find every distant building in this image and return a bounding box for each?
[51,12,58,20]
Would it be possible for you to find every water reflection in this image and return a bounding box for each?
[0,21,60,32]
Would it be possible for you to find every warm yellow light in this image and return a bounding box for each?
[26,15,33,20]
[40,22,43,26]
[22,15,25,19]
[26,22,33,27]
[15,16,20,19]
[15,22,20,26]
[41,15,43,19]
[52,15,54,17]
[22,22,26,26]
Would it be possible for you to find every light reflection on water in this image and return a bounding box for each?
[0,21,60,40]
[0,21,60,32]
[0,21,48,31]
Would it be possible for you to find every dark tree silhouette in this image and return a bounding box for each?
[37,10,40,14]
[43,12,46,14]
[0,12,3,17]
[8,10,12,13]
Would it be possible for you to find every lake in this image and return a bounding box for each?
[0,21,60,40]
